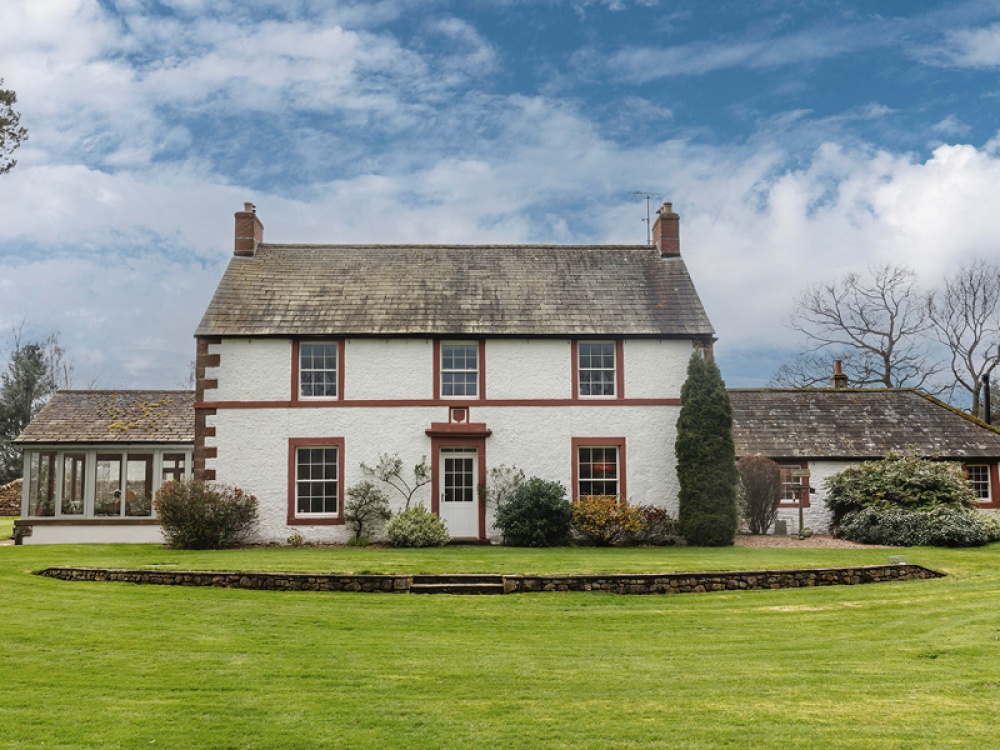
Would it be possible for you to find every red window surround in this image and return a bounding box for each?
[571,437,627,501]
[291,339,345,403]
[965,462,999,509]
[571,340,625,401]
[433,340,486,401]
[287,437,345,526]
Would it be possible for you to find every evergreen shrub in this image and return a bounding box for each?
[675,352,739,546]
[825,452,977,526]
[154,479,258,549]
[826,453,994,547]
[836,505,1000,547]
[494,477,572,546]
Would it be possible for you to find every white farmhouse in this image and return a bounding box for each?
[193,202,716,543]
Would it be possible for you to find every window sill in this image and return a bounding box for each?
[286,516,345,526]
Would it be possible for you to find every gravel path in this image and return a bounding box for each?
[734,534,894,549]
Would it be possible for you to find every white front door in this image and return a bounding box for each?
[439,447,479,538]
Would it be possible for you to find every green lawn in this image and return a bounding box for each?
[0,516,13,541]
[1,543,998,749]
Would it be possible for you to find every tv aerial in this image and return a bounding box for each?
[632,191,661,246]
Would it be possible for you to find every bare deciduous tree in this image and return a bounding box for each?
[360,453,431,511]
[773,264,941,389]
[927,258,1000,418]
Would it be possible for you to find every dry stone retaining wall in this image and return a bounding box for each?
[37,563,942,594]
[509,564,941,594]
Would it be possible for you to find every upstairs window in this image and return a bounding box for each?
[576,341,618,398]
[299,342,339,399]
[440,342,479,398]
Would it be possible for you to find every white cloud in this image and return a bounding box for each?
[607,24,878,82]
[932,115,972,137]
[926,22,1000,68]
[3,1,1000,390]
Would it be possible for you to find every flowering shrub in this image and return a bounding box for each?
[571,495,644,546]
[385,504,450,547]
[835,505,1000,547]
[494,477,572,547]
[154,479,259,549]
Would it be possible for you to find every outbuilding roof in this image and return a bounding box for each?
[195,244,715,338]
[14,391,195,445]
[730,388,1000,460]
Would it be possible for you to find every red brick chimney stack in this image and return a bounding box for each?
[234,202,264,257]
[652,202,680,257]
[832,359,848,389]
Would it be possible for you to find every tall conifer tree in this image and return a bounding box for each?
[675,350,739,546]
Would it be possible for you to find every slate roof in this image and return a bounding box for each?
[730,389,1000,460]
[15,391,195,445]
[195,244,715,338]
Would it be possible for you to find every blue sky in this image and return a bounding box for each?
[1,0,1000,389]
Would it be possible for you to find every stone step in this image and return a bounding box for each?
[409,581,506,595]
[410,574,504,585]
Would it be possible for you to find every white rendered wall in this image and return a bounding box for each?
[213,339,291,401]
[623,339,695,399]
[486,340,570,399]
[210,337,693,403]
[344,339,434,400]
[212,403,681,544]
[774,460,850,534]
[20,524,164,545]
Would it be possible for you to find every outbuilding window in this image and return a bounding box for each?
[967,464,991,503]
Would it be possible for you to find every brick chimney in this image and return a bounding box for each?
[652,202,680,257]
[832,360,848,389]
[234,202,264,257]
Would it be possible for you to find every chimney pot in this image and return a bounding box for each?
[234,202,264,257]
[652,201,680,257]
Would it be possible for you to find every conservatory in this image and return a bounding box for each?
[14,390,194,544]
